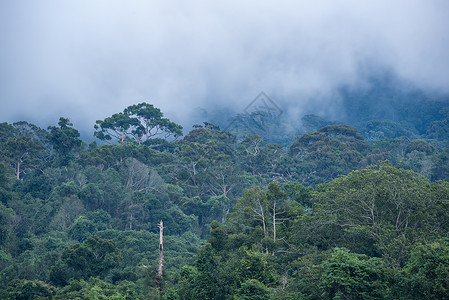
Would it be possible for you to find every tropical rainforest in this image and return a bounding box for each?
[1,86,449,299]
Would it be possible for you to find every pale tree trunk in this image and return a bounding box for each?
[254,199,269,254]
[257,200,268,237]
[156,220,164,292]
[16,155,21,180]
[191,162,197,187]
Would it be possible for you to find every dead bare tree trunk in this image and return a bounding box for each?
[156,220,164,292]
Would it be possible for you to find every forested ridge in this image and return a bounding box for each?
[1,95,449,299]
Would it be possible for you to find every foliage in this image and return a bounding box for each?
[288,125,370,185]
[50,235,122,285]
[48,117,82,165]
[311,163,447,267]
[396,239,449,299]
[94,102,183,144]
[318,248,389,299]
[1,98,449,298]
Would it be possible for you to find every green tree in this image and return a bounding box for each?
[51,235,122,285]
[235,247,275,287]
[0,163,13,205]
[281,182,312,208]
[0,202,13,249]
[228,182,289,252]
[68,216,97,242]
[1,279,56,300]
[397,239,449,299]
[194,244,221,299]
[289,125,369,185]
[237,135,264,175]
[50,194,86,231]
[94,102,183,144]
[94,112,139,143]
[312,163,442,267]
[6,122,47,180]
[318,248,389,299]
[176,265,199,300]
[229,186,270,239]
[7,193,53,236]
[54,277,142,300]
[266,181,288,242]
[432,149,449,181]
[79,182,105,211]
[48,117,82,165]
[236,279,271,300]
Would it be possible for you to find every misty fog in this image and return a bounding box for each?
[1,0,448,138]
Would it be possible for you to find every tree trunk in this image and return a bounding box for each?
[156,220,164,291]
[16,155,21,180]
[260,205,268,237]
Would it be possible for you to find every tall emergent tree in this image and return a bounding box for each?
[48,117,82,165]
[94,102,183,144]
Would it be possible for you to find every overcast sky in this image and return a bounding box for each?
[1,0,448,137]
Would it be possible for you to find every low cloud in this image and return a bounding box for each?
[1,0,448,137]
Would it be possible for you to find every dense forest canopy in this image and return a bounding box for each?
[1,94,449,299]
